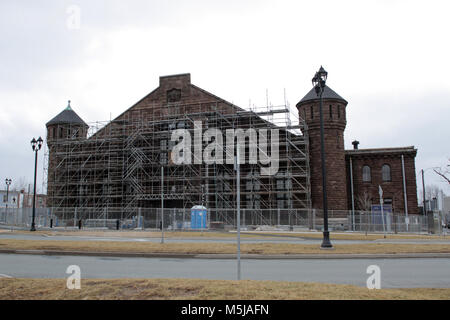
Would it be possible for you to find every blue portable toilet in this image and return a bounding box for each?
[191,205,207,229]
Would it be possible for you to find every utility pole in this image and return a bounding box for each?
[422,169,426,214]
[401,155,409,231]
[161,166,164,244]
[379,185,386,238]
[235,147,241,280]
[5,179,12,224]
[350,157,355,231]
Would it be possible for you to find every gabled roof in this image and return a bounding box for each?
[297,85,347,105]
[46,101,88,127]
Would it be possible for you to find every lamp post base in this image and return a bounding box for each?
[320,231,333,249]
[30,224,36,232]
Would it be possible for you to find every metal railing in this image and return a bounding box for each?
[0,206,444,235]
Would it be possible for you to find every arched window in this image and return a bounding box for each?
[382,164,391,182]
[362,165,371,182]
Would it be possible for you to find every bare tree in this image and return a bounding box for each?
[434,159,450,185]
[11,177,31,192]
[356,190,372,211]
[425,184,441,200]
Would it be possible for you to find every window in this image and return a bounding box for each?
[337,105,341,118]
[362,165,371,182]
[382,164,391,182]
[160,153,168,165]
[310,105,314,119]
[160,139,167,151]
[329,105,333,119]
[167,88,181,103]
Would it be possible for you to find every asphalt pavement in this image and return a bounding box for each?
[0,253,449,288]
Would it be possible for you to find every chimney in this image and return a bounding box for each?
[352,140,360,150]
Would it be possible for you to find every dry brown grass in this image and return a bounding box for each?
[11,230,261,239]
[8,229,450,241]
[0,278,449,300]
[0,239,449,255]
[248,231,450,241]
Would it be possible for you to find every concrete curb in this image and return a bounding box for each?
[1,249,450,259]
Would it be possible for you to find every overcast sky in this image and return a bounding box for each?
[0,0,449,197]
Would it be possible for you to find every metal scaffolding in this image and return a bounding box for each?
[45,98,311,220]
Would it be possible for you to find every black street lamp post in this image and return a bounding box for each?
[312,66,333,249]
[5,178,12,223]
[30,137,43,232]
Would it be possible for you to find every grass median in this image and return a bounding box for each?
[6,229,450,241]
[0,238,449,255]
[8,230,261,239]
[0,278,449,300]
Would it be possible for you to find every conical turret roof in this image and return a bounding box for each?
[297,85,347,105]
[46,101,88,127]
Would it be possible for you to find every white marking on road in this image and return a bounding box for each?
[0,274,13,278]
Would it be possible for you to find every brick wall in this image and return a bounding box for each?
[346,149,419,214]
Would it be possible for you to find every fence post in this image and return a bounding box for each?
[313,209,316,230]
[173,208,176,231]
[138,207,142,229]
[394,213,398,234]
[142,209,145,230]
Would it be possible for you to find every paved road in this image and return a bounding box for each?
[1,232,449,244]
[0,253,449,288]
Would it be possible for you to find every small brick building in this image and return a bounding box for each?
[345,146,418,214]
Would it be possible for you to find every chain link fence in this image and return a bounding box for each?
[0,206,446,235]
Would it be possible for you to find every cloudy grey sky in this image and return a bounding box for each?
[0,0,449,197]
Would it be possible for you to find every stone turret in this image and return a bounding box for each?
[296,85,348,210]
[46,100,88,145]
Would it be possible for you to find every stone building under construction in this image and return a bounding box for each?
[44,73,419,223]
